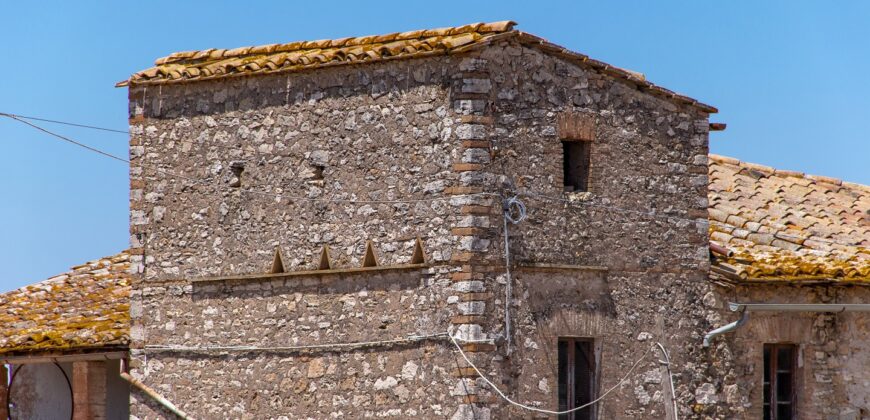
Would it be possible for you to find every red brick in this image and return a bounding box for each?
[460,205,494,215]
[73,361,107,420]
[462,342,497,352]
[450,227,489,236]
[459,115,494,124]
[451,272,473,281]
[453,163,484,172]
[450,315,487,325]
[461,140,491,149]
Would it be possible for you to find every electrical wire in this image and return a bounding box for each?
[500,195,526,357]
[142,332,494,354]
[656,342,680,420]
[0,112,129,134]
[143,332,452,353]
[4,114,130,164]
[449,333,659,416]
[143,328,678,417]
[1,114,497,205]
[2,112,862,249]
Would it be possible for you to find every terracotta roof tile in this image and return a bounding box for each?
[116,21,716,113]
[709,155,870,283]
[0,252,130,355]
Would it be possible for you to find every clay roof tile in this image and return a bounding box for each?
[0,251,131,355]
[115,21,714,113]
[709,156,870,284]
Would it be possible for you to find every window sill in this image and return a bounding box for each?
[563,191,594,201]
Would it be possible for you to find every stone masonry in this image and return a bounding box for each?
[126,36,728,419]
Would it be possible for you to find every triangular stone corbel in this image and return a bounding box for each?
[362,241,379,268]
[270,247,286,274]
[317,246,333,270]
[410,237,427,265]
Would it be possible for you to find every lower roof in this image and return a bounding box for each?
[0,252,130,355]
[708,155,869,283]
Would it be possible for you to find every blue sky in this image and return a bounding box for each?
[1,1,868,291]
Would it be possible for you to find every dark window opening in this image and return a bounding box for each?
[764,344,797,420]
[229,161,245,188]
[562,141,591,192]
[312,165,324,180]
[558,337,596,420]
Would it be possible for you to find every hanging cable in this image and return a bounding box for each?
[1,114,497,205]
[2,112,863,250]
[503,195,527,224]
[656,342,680,420]
[450,333,660,416]
[0,112,129,134]
[142,332,494,354]
[4,114,130,164]
[501,195,526,357]
[144,332,452,353]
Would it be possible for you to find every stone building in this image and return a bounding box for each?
[1,20,868,419]
[0,253,132,419]
[115,19,726,419]
[705,155,870,419]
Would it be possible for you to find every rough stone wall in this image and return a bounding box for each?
[130,272,461,418]
[128,57,464,280]
[711,284,870,419]
[127,56,501,419]
[125,39,802,419]
[463,41,728,418]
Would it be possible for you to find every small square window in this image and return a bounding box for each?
[558,337,596,420]
[562,141,591,192]
[763,343,797,420]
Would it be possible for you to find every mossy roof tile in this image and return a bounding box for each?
[709,155,870,283]
[0,251,130,354]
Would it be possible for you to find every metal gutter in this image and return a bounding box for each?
[729,303,870,312]
[703,302,870,347]
[120,359,193,419]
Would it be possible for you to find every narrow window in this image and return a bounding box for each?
[558,337,596,420]
[562,140,591,192]
[763,344,797,420]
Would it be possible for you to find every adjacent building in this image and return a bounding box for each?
[0,253,131,419]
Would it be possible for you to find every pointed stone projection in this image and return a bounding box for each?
[270,248,286,274]
[362,241,379,268]
[411,237,427,265]
[317,245,333,270]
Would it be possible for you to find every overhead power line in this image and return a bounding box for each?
[0,112,129,134]
[0,113,495,204]
[1,112,862,250]
[3,114,129,164]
